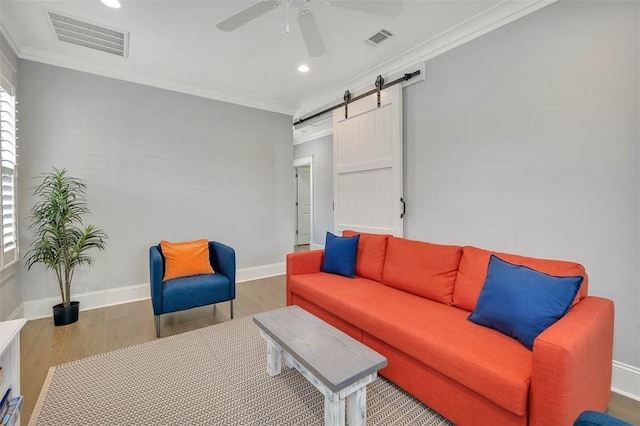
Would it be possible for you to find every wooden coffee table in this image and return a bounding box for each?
[253,306,387,426]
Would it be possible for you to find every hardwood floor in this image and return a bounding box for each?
[608,392,640,425]
[20,274,639,425]
[20,275,286,424]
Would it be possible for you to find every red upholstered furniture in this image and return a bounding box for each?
[286,232,614,426]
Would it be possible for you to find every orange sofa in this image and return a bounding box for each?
[286,232,614,426]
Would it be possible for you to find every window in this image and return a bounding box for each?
[0,77,17,268]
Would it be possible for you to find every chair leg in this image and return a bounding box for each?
[213,304,216,315]
[230,300,234,320]
[155,315,161,338]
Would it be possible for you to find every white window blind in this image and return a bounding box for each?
[0,80,17,268]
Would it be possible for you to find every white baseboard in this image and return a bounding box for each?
[310,243,324,250]
[23,282,151,320]
[19,262,286,321]
[236,262,285,282]
[7,304,24,321]
[612,360,640,401]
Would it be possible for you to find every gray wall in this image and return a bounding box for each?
[17,60,293,302]
[403,1,639,367]
[294,135,333,246]
[0,31,20,321]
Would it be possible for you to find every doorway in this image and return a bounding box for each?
[294,156,313,250]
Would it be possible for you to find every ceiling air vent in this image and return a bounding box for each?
[365,29,394,47]
[46,9,129,57]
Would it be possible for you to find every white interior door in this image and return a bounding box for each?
[333,84,403,236]
[296,165,311,245]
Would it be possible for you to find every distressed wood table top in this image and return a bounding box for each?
[253,305,387,393]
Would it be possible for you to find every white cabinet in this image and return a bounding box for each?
[0,318,26,424]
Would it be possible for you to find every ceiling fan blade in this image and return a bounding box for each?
[216,1,278,32]
[329,0,404,17]
[298,10,325,57]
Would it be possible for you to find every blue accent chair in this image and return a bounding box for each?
[149,241,236,337]
[574,411,633,426]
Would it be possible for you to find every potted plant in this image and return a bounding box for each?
[25,168,107,326]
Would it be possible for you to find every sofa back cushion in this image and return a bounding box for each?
[343,230,391,282]
[382,237,463,304]
[453,245,588,312]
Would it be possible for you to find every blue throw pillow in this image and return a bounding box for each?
[321,232,360,278]
[468,255,582,350]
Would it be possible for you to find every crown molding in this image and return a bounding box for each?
[294,127,332,146]
[15,42,298,116]
[0,23,19,61]
[295,0,557,120]
[293,116,333,145]
[3,0,555,120]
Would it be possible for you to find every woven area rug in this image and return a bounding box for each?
[30,316,453,425]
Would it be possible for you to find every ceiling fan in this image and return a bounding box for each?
[216,0,404,58]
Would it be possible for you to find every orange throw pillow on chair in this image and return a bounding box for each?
[160,239,215,281]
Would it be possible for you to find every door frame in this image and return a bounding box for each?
[293,156,314,247]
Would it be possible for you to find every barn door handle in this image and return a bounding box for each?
[400,197,406,219]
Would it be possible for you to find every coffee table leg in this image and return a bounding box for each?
[346,387,366,426]
[324,394,345,426]
[266,341,281,376]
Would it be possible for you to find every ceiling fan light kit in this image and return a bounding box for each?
[216,0,404,57]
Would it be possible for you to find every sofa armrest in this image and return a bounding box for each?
[286,250,324,305]
[529,296,614,426]
[149,246,164,315]
[210,241,236,300]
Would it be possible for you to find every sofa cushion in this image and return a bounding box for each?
[468,255,582,350]
[382,237,462,304]
[453,246,588,312]
[289,273,532,416]
[321,232,359,278]
[162,273,230,313]
[343,230,391,282]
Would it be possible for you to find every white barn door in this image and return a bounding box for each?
[333,84,403,236]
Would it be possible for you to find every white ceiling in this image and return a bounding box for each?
[0,0,551,118]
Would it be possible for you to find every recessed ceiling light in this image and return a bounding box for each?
[298,64,310,73]
[101,0,121,9]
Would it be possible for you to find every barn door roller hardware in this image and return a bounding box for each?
[343,90,352,119]
[375,75,384,107]
[293,69,421,126]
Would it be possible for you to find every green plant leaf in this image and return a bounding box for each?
[24,168,108,306]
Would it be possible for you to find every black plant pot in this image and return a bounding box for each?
[52,301,80,326]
